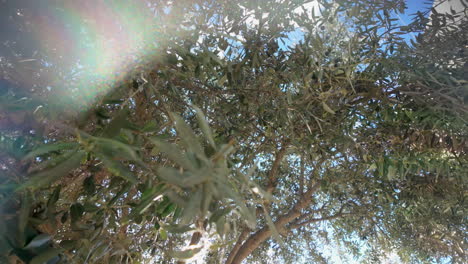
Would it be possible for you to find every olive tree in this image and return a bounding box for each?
[0,0,466,263]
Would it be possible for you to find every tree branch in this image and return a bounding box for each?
[265,143,288,194]
[289,202,352,229]
[291,203,329,225]
[225,228,250,264]
[298,155,305,196]
[228,181,321,264]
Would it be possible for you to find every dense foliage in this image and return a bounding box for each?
[1,0,467,263]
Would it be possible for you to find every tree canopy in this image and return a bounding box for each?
[0,0,467,263]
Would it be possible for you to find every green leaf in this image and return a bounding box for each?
[155,197,172,214]
[150,139,195,171]
[171,113,204,154]
[159,229,168,240]
[23,234,51,250]
[47,185,61,209]
[141,120,158,132]
[102,109,132,137]
[209,207,232,223]
[96,153,137,183]
[162,224,194,233]
[173,206,183,220]
[60,212,68,224]
[30,248,62,264]
[161,203,177,218]
[27,150,76,174]
[157,167,186,187]
[217,74,228,86]
[154,221,160,230]
[58,240,76,250]
[83,176,95,195]
[168,247,202,260]
[193,106,216,149]
[93,137,139,162]
[89,242,111,262]
[0,235,12,255]
[207,50,225,66]
[180,189,202,225]
[83,202,99,213]
[322,101,336,115]
[18,192,31,247]
[133,185,166,215]
[150,146,160,156]
[387,165,397,180]
[216,182,256,229]
[19,151,85,190]
[158,167,209,188]
[215,217,226,237]
[70,203,85,224]
[23,142,79,160]
[108,182,132,206]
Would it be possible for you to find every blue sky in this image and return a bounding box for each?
[399,0,435,25]
[279,0,435,52]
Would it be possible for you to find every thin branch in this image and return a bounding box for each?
[292,203,329,224]
[265,142,288,193]
[289,202,352,229]
[298,155,305,196]
[307,159,325,190]
[289,212,351,229]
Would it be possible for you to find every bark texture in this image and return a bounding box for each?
[227,183,321,264]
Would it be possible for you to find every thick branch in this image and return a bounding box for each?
[228,182,320,264]
[225,228,250,264]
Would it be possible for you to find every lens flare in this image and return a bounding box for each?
[29,0,161,111]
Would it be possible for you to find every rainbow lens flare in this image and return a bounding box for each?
[28,0,163,111]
